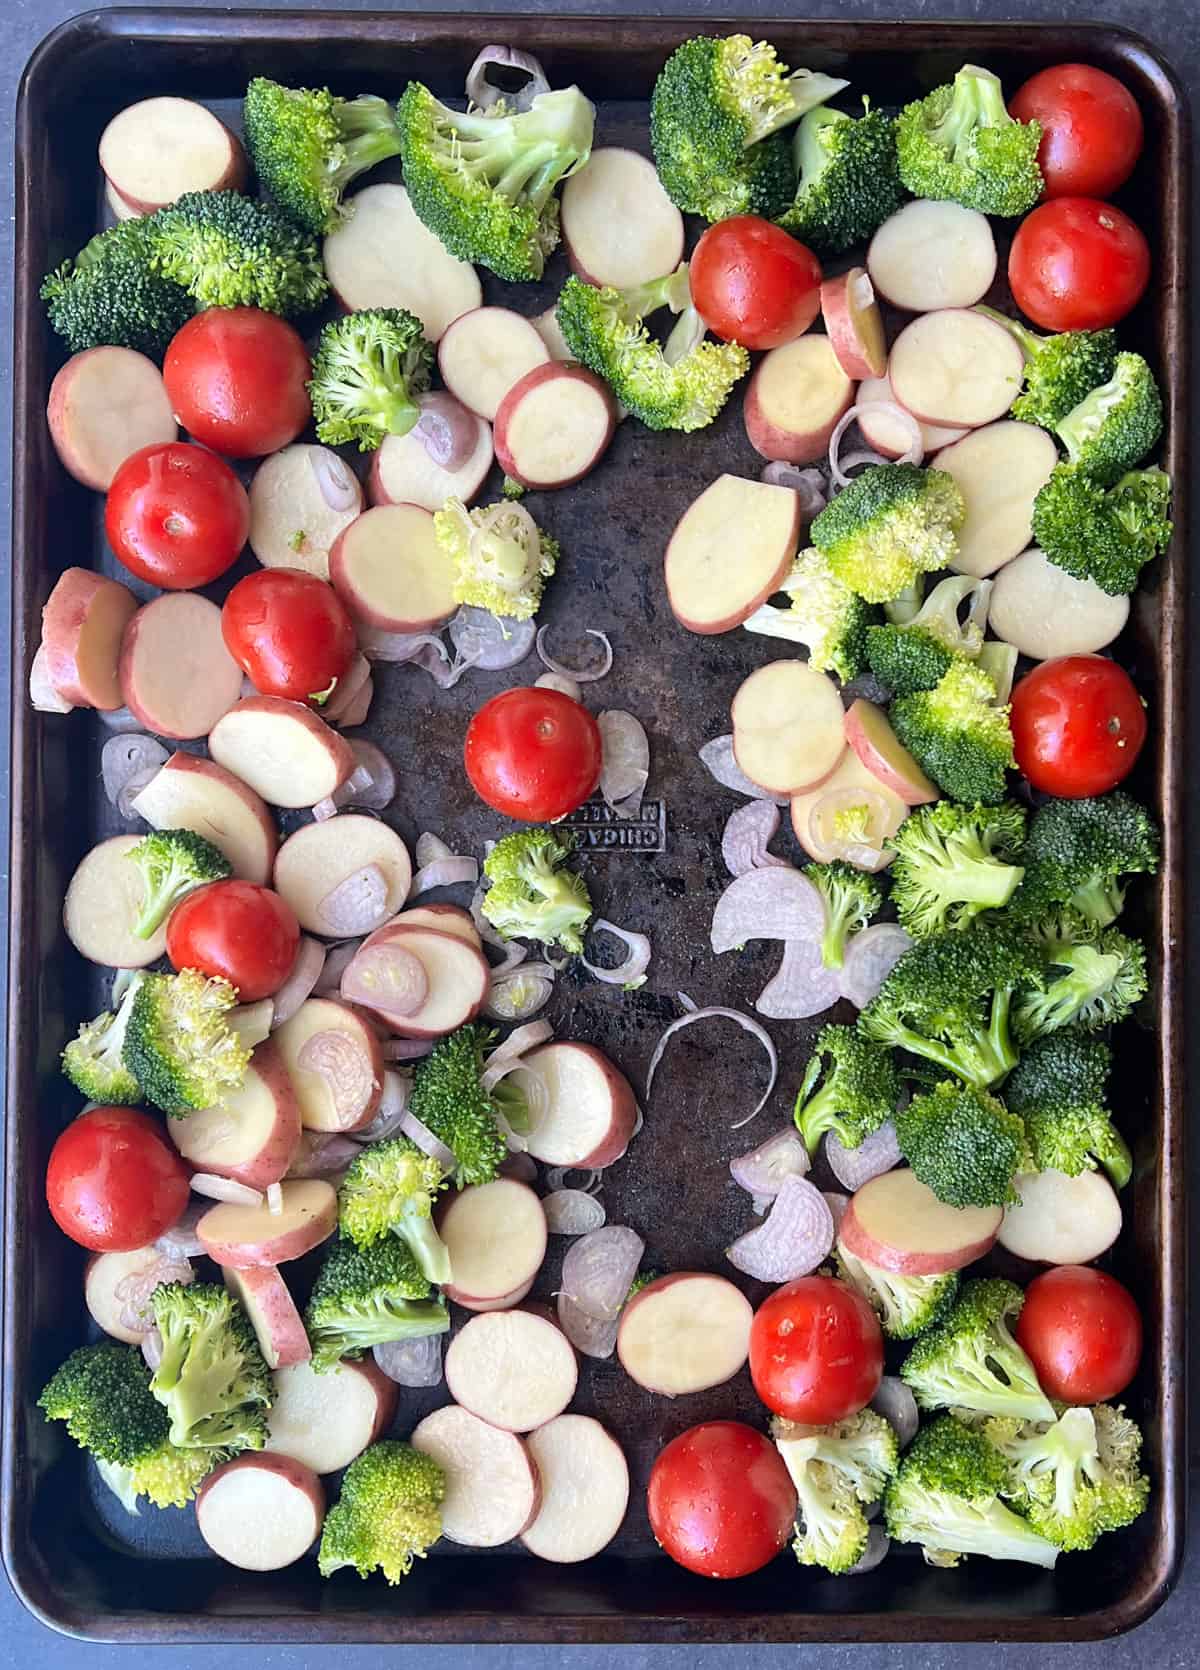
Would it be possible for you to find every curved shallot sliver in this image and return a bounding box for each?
[466,43,551,112]
[647,1004,778,1132]
[334,740,395,811]
[556,1290,621,1359]
[823,1191,851,1235]
[543,1189,607,1235]
[190,1174,264,1207]
[871,1375,920,1448]
[449,608,537,672]
[412,856,479,894]
[285,1131,363,1179]
[487,1019,554,1065]
[399,1110,457,1173]
[598,710,650,817]
[155,1202,206,1259]
[341,942,429,1019]
[351,1070,412,1144]
[759,462,828,520]
[580,920,651,988]
[536,625,613,683]
[824,1120,902,1192]
[756,937,844,1021]
[729,1127,810,1201]
[839,923,915,1010]
[297,1029,376,1126]
[710,868,826,954]
[725,1175,834,1282]
[271,936,327,1029]
[698,734,789,806]
[141,1327,164,1373]
[721,800,789,879]
[309,447,359,511]
[374,1334,444,1387]
[846,1526,891,1575]
[358,625,449,665]
[114,1256,194,1333]
[102,733,168,807]
[314,939,363,996]
[560,1226,645,1321]
[383,1037,435,1062]
[321,654,371,725]
[317,864,390,936]
[415,832,453,867]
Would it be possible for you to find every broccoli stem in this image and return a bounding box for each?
[975,304,1045,362]
[1095,1125,1134,1190]
[396,1214,453,1287]
[1070,877,1125,928]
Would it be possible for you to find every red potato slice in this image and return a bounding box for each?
[208,696,355,810]
[99,98,246,214]
[378,903,481,951]
[40,568,138,711]
[412,1405,541,1547]
[438,307,551,423]
[844,698,939,806]
[998,1170,1123,1265]
[790,746,909,865]
[63,834,168,967]
[195,1453,323,1571]
[617,1272,752,1396]
[518,1042,638,1169]
[935,420,1060,579]
[367,417,493,513]
[367,926,490,1040]
[743,333,854,464]
[131,752,277,885]
[561,147,685,289]
[197,1179,338,1269]
[450,1277,536,1314]
[120,593,243,740]
[323,183,482,341]
[732,660,846,797]
[272,997,384,1132]
[665,474,800,634]
[248,445,363,581]
[265,1356,397,1474]
[444,1310,578,1433]
[105,179,142,222]
[889,310,1025,430]
[867,199,997,312]
[531,307,573,362]
[439,1179,548,1309]
[168,1040,301,1189]
[841,1168,1002,1275]
[85,1244,189,1344]
[47,348,177,491]
[225,1265,311,1369]
[274,816,412,937]
[821,268,887,380]
[494,362,617,491]
[329,503,456,634]
[988,547,1130,659]
[855,375,968,457]
[522,1414,629,1563]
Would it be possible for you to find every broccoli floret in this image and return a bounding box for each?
[887,800,1027,938]
[884,1414,1059,1568]
[975,308,1118,430]
[150,191,328,316]
[150,1282,272,1452]
[805,860,884,969]
[61,974,145,1103]
[984,1404,1149,1551]
[41,220,193,357]
[127,828,231,940]
[308,308,433,451]
[396,81,594,282]
[305,1237,449,1374]
[742,547,876,681]
[319,1439,444,1583]
[338,1137,451,1284]
[900,1279,1056,1425]
[482,828,593,954]
[894,1080,1026,1209]
[896,63,1043,217]
[1052,352,1164,485]
[1003,1031,1130,1188]
[793,1024,898,1155]
[1032,465,1173,597]
[777,101,906,255]
[1014,924,1147,1043]
[556,265,749,432]
[408,1025,522,1188]
[891,659,1015,804]
[1015,791,1159,929]
[810,464,965,604]
[864,572,993,696]
[243,77,403,234]
[434,497,559,620]
[122,969,250,1114]
[772,1410,899,1574]
[836,1242,960,1339]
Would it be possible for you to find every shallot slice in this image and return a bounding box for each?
[556,1290,620,1359]
[98,704,142,732]
[756,938,843,1021]
[598,710,649,816]
[416,832,453,867]
[759,462,828,521]
[352,1070,412,1143]
[321,654,371,725]
[543,1190,607,1235]
[417,641,485,689]
[314,939,362,996]
[266,1183,283,1215]
[824,1121,902,1192]
[334,674,373,729]
[699,734,789,806]
[710,867,826,953]
[730,1127,810,1202]
[721,800,789,878]
[806,787,895,870]
[399,1110,456,1172]
[358,625,449,665]
[341,942,429,1018]
[297,1030,376,1125]
[545,1167,601,1195]
[374,1334,444,1388]
[830,403,919,489]
[851,396,924,467]
[535,672,582,702]
[117,767,160,821]
[271,936,327,1029]
[839,924,914,1010]
[487,1019,554,1065]
[114,1255,194,1333]
[317,864,390,935]
[466,44,550,112]
[29,643,74,713]
[383,1037,435,1063]
[581,921,651,988]
[646,1004,778,1132]
[412,856,479,894]
[470,882,510,952]
[449,608,537,671]
[333,740,395,811]
[484,965,555,1021]
[191,1174,264,1207]
[155,1202,206,1259]
[309,447,359,511]
[726,1175,834,1282]
[871,1376,920,1448]
[413,391,478,470]
[286,1131,362,1179]
[560,1226,645,1320]
[823,1190,851,1235]
[141,1327,164,1373]
[846,1527,891,1575]
[536,625,613,683]
[102,734,168,808]
[498,1150,538,1183]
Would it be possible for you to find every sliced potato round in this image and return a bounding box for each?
[249,445,363,580]
[274,815,412,936]
[732,660,845,796]
[936,421,1059,579]
[322,184,481,341]
[330,503,456,633]
[988,547,1131,658]
[63,834,167,967]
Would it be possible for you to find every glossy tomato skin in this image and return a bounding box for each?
[167,880,301,1002]
[163,307,312,458]
[647,1421,797,1579]
[690,217,822,350]
[1010,64,1144,200]
[46,1106,190,1252]
[1008,197,1150,331]
[1011,655,1146,797]
[750,1274,883,1424]
[222,568,356,703]
[1016,1266,1143,1404]
[105,441,250,589]
[464,687,602,822]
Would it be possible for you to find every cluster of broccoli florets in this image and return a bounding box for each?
[434,498,560,620]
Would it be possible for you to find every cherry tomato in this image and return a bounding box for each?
[1016,1266,1143,1404]
[163,307,312,459]
[1011,655,1146,797]
[46,1106,190,1252]
[1010,64,1144,200]
[750,1274,883,1424]
[105,441,250,589]
[647,1421,796,1579]
[1008,197,1150,332]
[464,687,602,822]
[690,216,822,350]
[222,569,356,704]
[167,880,300,1002]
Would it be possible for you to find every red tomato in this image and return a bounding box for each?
[1011,655,1146,797]
[105,442,249,589]
[46,1106,190,1252]
[222,569,356,704]
[1008,197,1150,331]
[750,1274,883,1424]
[1016,1266,1143,1404]
[163,307,312,459]
[647,1421,796,1579]
[464,687,602,822]
[1010,64,1144,200]
[690,216,822,350]
[167,880,300,1002]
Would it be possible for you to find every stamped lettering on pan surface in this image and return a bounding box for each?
[559,800,667,853]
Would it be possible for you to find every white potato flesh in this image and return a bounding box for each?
[790,746,909,865]
[197,1179,338,1269]
[444,1311,578,1433]
[732,660,846,796]
[665,474,799,633]
[63,835,167,967]
[496,364,615,490]
[208,698,355,809]
[47,347,177,491]
[440,1179,548,1305]
[841,1168,1002,1274]
[330,504,457,633]
[998,1170,1123,1265]
[132,753,277,885]
[867,200,997,311]
[274,816,412,936]
[617,1273,752,1395]
[438,307,550,422]
[561,148,684,289]
[856,374,968,456]
[99,98,245,212]
[517,1042,637,1169]
[168,1042,301,1189]
[85,1245,181,1344]
[272,997,383,1131]
[368,417,494,512]
[889,310,1025,430]
[265,1358,395,1474]
[248,445,363,580]
[936,420,1060,578]
[522,1415,630,1563]
[195,1454,323,1571]
[323,184,481,341]
[119,593,243,740]
[744,333,854,464]
[372,927,490,1040]
[411,1405,540,1547]
[988,547,1131,658]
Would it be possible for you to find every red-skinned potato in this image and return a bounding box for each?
[840,1168,1003,1275]
[743,334,853,464]
[437,307,550,422]
[561,147,684,289]
[439,1179,548,1310]
[120,593,244,740]
[843,698,939,806]
[47,348,177,491]
[195,1452,324,1571]
[519,1042,637,1168]
[208,696,356,809]
[265,1356,397,1474]
[272,997,384,1133]
[321,183,482,340]
[329,503,457,634]
[412,1405,542,1547]
[224,1264,311,1368]
[196,1179,338,1269]
[665,474,800,634]
[521,1414,630,1563]
[363,926,490,1041]
[40,568,138,711]
[131,751,278,885]
[820,268,887,380]
[617,1272,753,1395]
[444,1309,578,1433]
[367,419,494,512]
[494,361,617,491]
[64,834,169,969]
[168,1040,301,1189]
[85,1244,192,1344]
[99,97,246,214]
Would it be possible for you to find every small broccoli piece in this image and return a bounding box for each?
[308,308,433,451]
[61,974,145,1103]
[242,77,403,234]
[556,265,749,432]
[338,1137,451,1284]
[884,1414,1059,1568]
[122,969,250,1114]
[894,1080,1026,1209]
[150,1282,272,1452]
[793,1024,898,1155]
[891,658,1015,804]
[1003,1031,1130,1188]
[127,828,231,939]
[482,828,593,954]
[772,1410,899,1574]
[810,464,965,604]
[896,63,1043,217]
[742,547,876,681]
[319,1439,444,1583]
[150,191,328,316]
[900,1279,1056,1424]
[305,1237,449,1374]
[434,497,559,620]
[396,81,594,282]
[1052,352,1164,485]
[1014,924,1147,1043]
[626,1269,662,1302]
[887,800,1027,938]
[41,220,193,357]
[1032,465,1173,597]
[407,1024,522,1188]
[1015,791,1159,929]
[864,573,992,696]
[777,101,906,255]
[836,1243,959,1339]
[805,860,884,969]
[984,1404,1149,1551]
[975,308,1118,430]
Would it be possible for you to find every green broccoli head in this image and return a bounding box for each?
[1015,791,1160,929]
[894,1080,1026,1209]
[887,799,1027,938]
[1054,352,1164,484]
[901,1279,1056,1425]
[805,860,884,969]
[742,547,877,682]
[1003,1030,1130,1188]
[865,572,992,696]
[835,1242,960,1339]
[793,1023,898,1155]
[122,969,250,1114]
[338,1136,451,1284]
[41,220,193,356]
[434,497,559,620]
[243,77,403,234]
[1032,465,1172,597]
[305,1235,449,1374]
[896,63,1043,216]
[975,308,1118,430]
[482,828,593,953]
[61,973,145,1103]
[39,1342,173,1466]
[309,308,433,451]
[127,828,230,939]
[150,1282,272,1452]
[408,1024,516,1188]
[772,1409,899,1574]
[319,1439,445,1583]
[984,1404,1149,1551]
[1015,924,1147,1043]
[810,464,965,604]
[150,191,328,316]
[891,658,1015,804]
[778,101,907,256]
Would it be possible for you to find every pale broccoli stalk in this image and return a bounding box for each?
[61,973,146,1102]
[983,1404,1150,1551]
[338,1136,452,1285]
[150,1282,272,1453]
[434,497,559,620]
[742,547,876,682]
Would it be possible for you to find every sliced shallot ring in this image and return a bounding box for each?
[580,920,651,988]
[729,1127,810,1201]
[413,390,478,470]
[597,710,649,816]
[383,1037,435,1062]
[314,939,362,996]
[483,966,555,1021]
[117,766,160,821]
[412,856,479,894]
[351,1069,412,1143]
[101,734,168,807]
[556,1291,620,1360]
[309,447,359,512]
[141,1327,164,1373]
[316,863,390,935]
[449,607,537,671]
[545,1166,601,1195]
[721,800,789,878]
[358,625,449,664]
[466,44,550,112]
[543,1189,607,1235]
[340,942,429,1019]
[726,1174,835,1282]
[470,882,510,951]
[847,1527,891,1575]
[560,1225,644,1320]
[297,1028,376,1125]
[374,1334,444,1387]
[830,403,920,489]
[155,1202,206,1259]
[646,1004,778,1132]
[487,1019,554,1065]
[824,1120,902,1191]
[851,395,924,466]
[759,462,828,522]
[710,867,826,954]
[839,923,914,1010]
[114,1257,194,1333]
[699,734,789,806]
[498,1150,538,1183]
[871,1375,920,1448]
[415,642,484,689]
[190,1174,264,1207]
[807,787,893,869]
[823,1190,851,1235]
[756,937,844,1021]
[399,1110,457,1172]
[271,936,327,1029]
[334,740,395,812]
[536,625,613,684]
[321,654,371,725]
[285,1131,362,1179]
[415,832,453,867]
